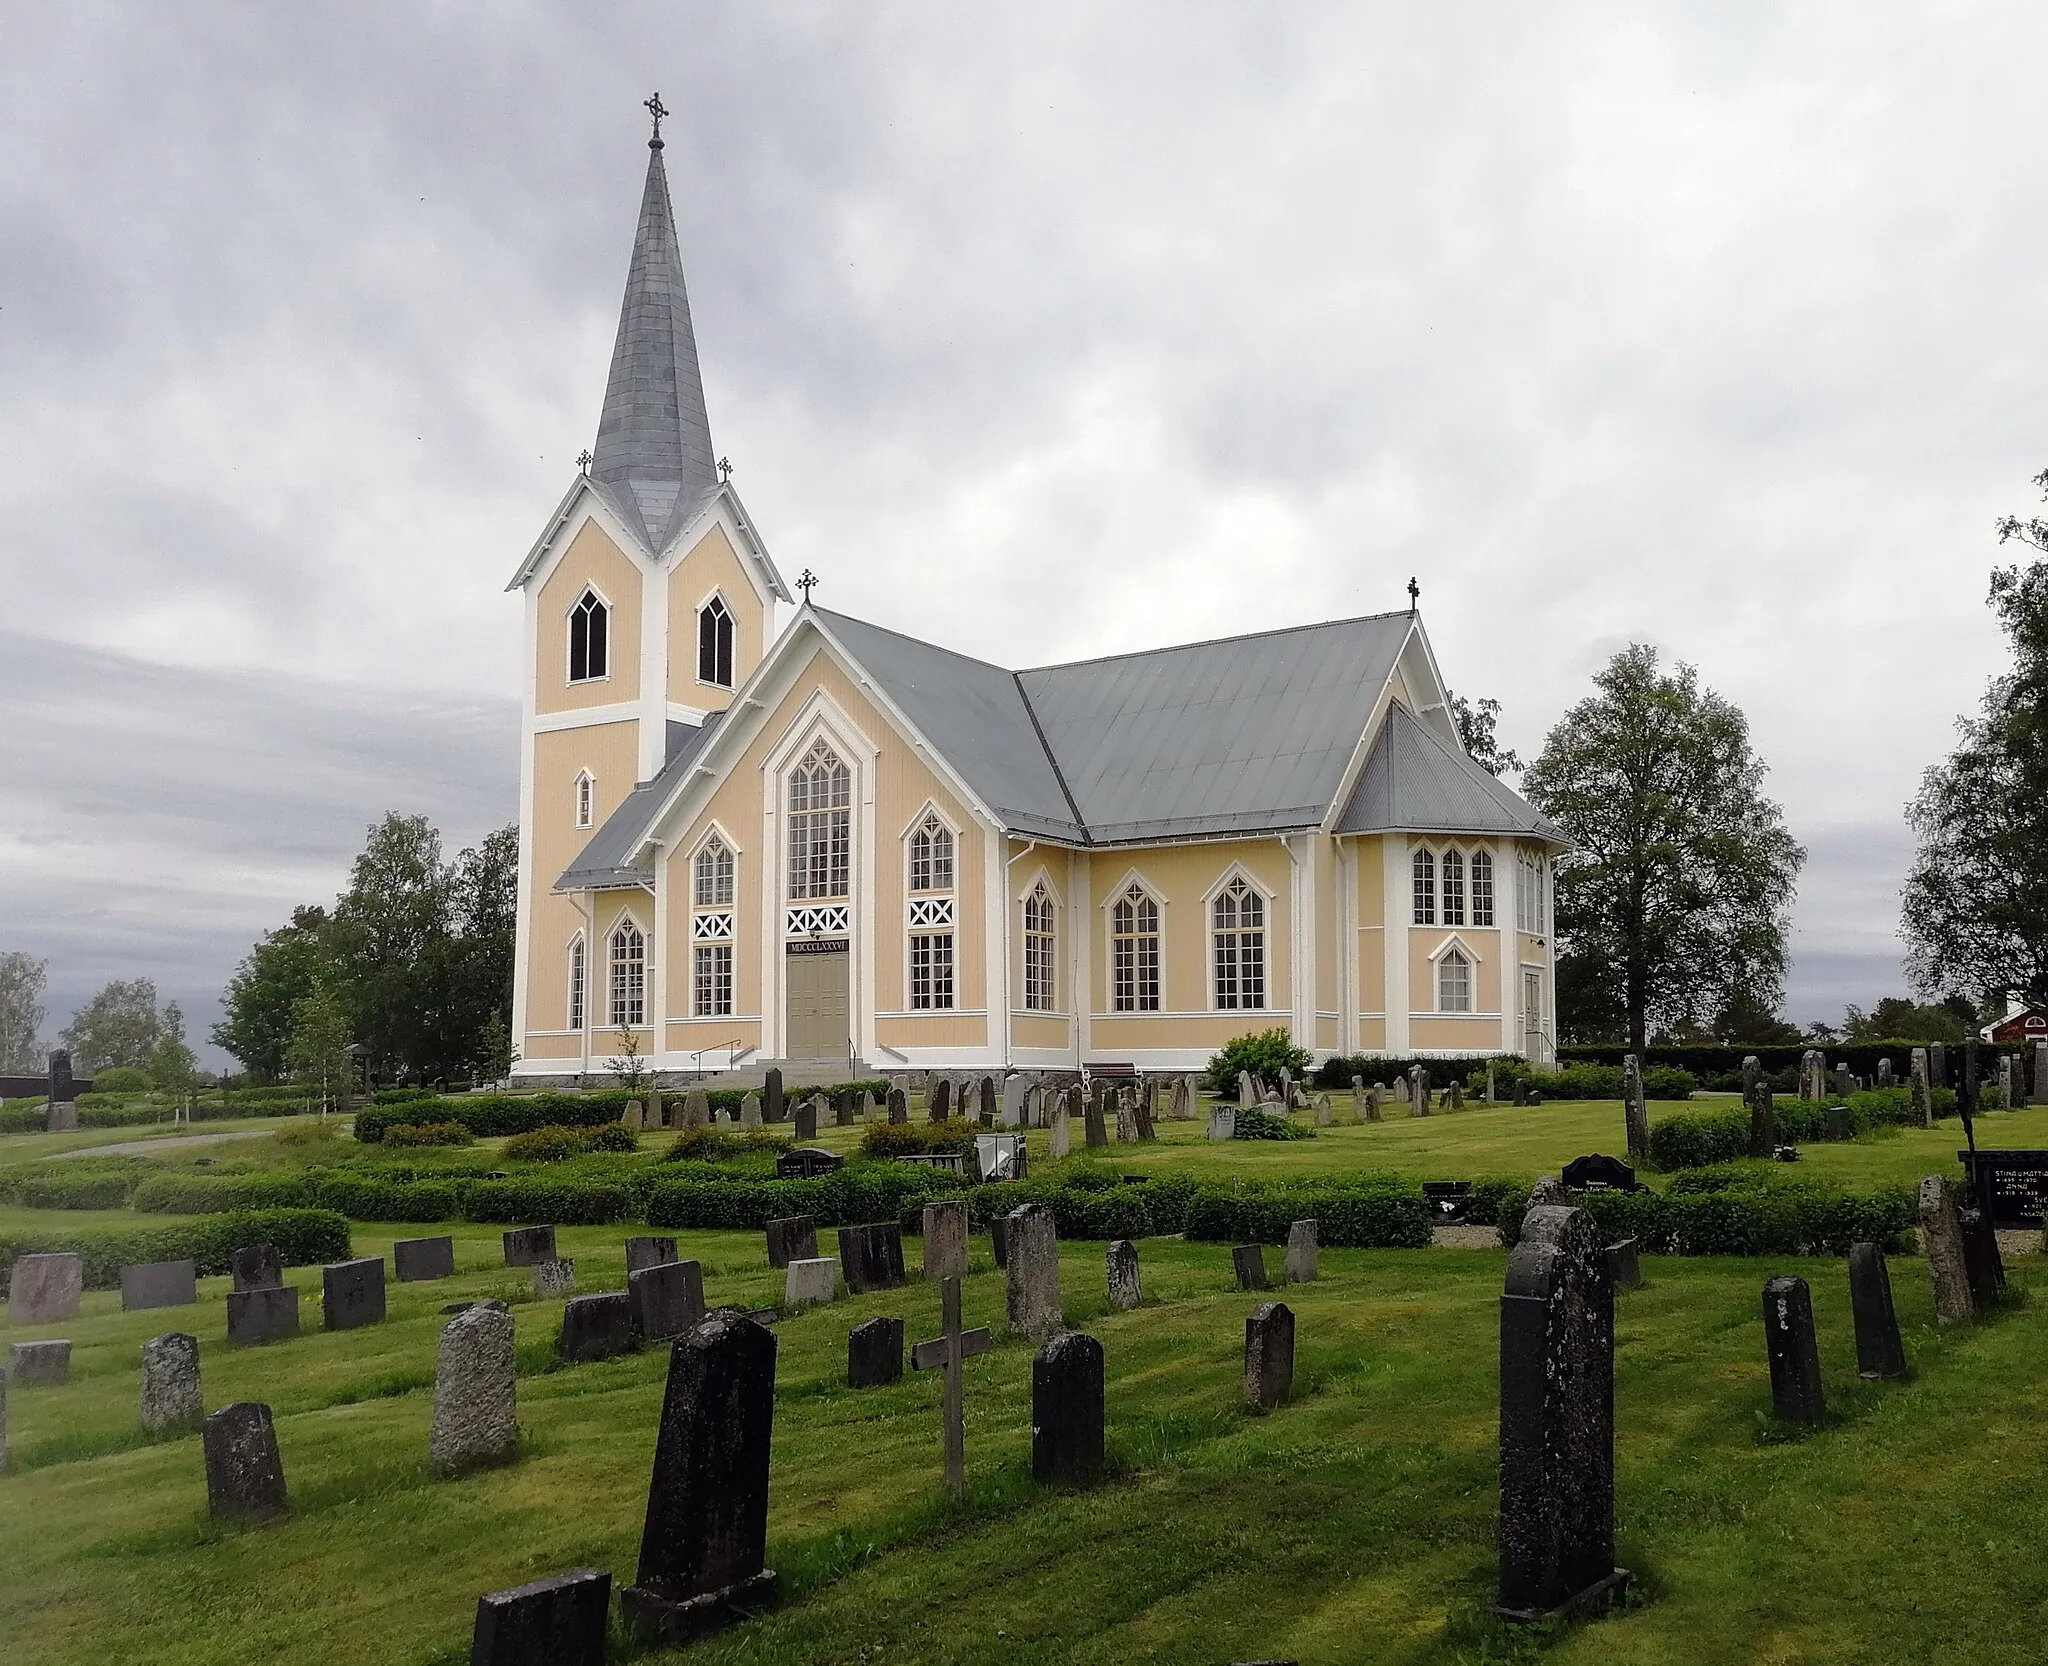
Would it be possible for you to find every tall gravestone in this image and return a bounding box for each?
[837,1224,906,1294]
[8,1252,83,1325]
[683,1089,710,1130]
[1910,1048,1933,1128]
[1004,1204,1062,1337]
[204,1402,290,1522]
[979,1076,998,1125]
[887,1086,909,1125]
[793,1097,818,1141]
[1032,1330,1105,1485]
[929,1077,952,1122]
[1746,1068,1774,1159]
[1106,1239,1141,1311]
[1621,1054,1648,1165]
[432,1300,518,1474]
[471,1569,611,1666]
[47,1047,75,1106]
[1877,1057,1896,1090]
[847,1317,904,1387]
[1929,1041,1947,1088]
[1847,1244,1906,1380]
[922,1199,969,1283]
[740,1092,762,1129]
[623,1313,778,1641]
[1762,1276,1825,1425]
[1238,1070,1256,1108]
[1243,1301,1294,1410]
[1049,1106,1072,1159]
[1285,1221,1318,1284]
[632,1261,707,1342]
[1133,1084,1156,1141]
[141,1332,204,1433]
[1084,1093,1109,1150]
[763,1067,785,1125]
[1496,1204,1624,1622]
[1917,1176,1976,1326]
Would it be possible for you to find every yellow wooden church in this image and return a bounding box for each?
[508,116,1565,1083]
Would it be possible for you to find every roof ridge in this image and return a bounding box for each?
[809,606,1022,677]
[1018,608,1415,675]
[1011,670,1091,843]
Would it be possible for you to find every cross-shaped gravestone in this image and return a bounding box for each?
[911,1274,991,1501]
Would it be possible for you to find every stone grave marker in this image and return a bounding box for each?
[979,1076,998,1125]
[627,1236,680,1274]
[1032,1330,1104,1486]
[763,1066,785,1124]
[1106,1239,1141,1311]
[1877,1057,1896,1090]
[1931,1042,1948,1087]
[888,1086,909,1124]
[122,1258,198,1311]
[837,1223,907,1294]
[1232,1244,1269,1291]
[1833,1061,1853,1098]
[632,1260,707,1342]
[835,1091,855,1128]
[141,1332,203,1432]
[226,1284,299,1345]
[1134,1085,1157,1142]
[1394,1075,1410,1104]
[204,1402,289,1522]
[922,1198,969,1283]
[741,1091,763,1129]
[990,1214,1010,1269]
[393,1237,455,1283]
[1237,1069,1257,1108]
[1244,1301,1294,1410]
[1285,1220,1318,1284]
[1605,1238,1642,1293]
[1208,1106,1237,1142]
[766,1216,818,1269]
[1085,1093,1109,1149]
[11,1339,70,1384]
[794,1096,820,1141]
[1910,1049,1932,1127]
[860,1089,878,1123]
[559,1291,636,1362]
[471,1568,610,1666]
[1050,1105,1072,1158]
[322,1258,387,1331]
[622,1312,778,1642]
[680,1089,707,1130]
[1763,1276,1825,1425]
[231,1244,283,1291]
[1847,1243,1906,1380]
[502,1226,557,1267]
[848,1316,904,1387]
[532,1258,576,1298]
[1366,1085,1382,1122]
[8,1252,82,1324]
[1496,1204,1624,1622]
[1917,1176,1976,1325]
[912,1273,993,1500]
[431,1300,517,1474]
[929,1077,952,1121]
[1622,1054,1648,1165]
[784,1257,838,1309]
[45,1100,78,1131]
[1004,1204,1062,1337]
[1747,1073,1775,1158]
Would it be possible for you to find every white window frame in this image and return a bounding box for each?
[1441,847,1466,928]
[566,586,612,685]
[910,930,955,1010]
[607,914,647,1029]
[574,770,595,830]
[1206,867,1270,1013]
[1471,848,1495,929]
[906,805,957,896]
[1412,847,1436,925]
[693,941,734,1018]
[1437,946,1473,1012]
[1108,876,1163,1014]
[696,589,736,689]
[1022,878,1058,1013]
[566,932,586,1032]
[787,739,852,904]
[1426,933,1483,1015]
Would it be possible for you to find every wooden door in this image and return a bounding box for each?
[786,944,850,1062]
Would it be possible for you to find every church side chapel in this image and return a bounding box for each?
[509,102,1566,1082]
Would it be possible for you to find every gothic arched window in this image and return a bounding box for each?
[1412,848,1436,925]
[1437,947,1472,1013]
[575,771,595,830]
[1212,877,1266,1010]
[909,813,954,893]
[567,934,586,1031]
[787,742,851,900]
[1023,883,1056,1012]
[1442,849,1466,927]
[1111,883,1161,1012]
[568,590,609,683]
[693,837,735,908]
[1471,850,1495,927]
[608,918,645,1027]
[698,595,735,687]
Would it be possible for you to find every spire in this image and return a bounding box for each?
[590,96,720,550]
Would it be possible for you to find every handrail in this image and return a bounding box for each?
[690,1039,756,1073]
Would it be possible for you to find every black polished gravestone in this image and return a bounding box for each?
[502,1226,558,1267]
[627,1236,680,1275]
[929,1077,952,1122]
[836,1223,907,1294]
[560,1291,637,1362]
[847,1317,904,1388]
[631,1260,707,1343]
[231,1244,283,1292]
[1847,1243,1907,1380]
[763,1066,786,1124]
[203,1402,290,1523]
[1497,1204,1627,1623]
[1560,1154,1640,1193]
[322,1258,387,1331]
[1032,1330,1105,1485]
[1231,1244,1269,1292]
[1763,1276,1826,1425]
[471,1568,612,1666]
[622,1313,779,1643]
[765,1216,818,1271]
[393,1236,455,1283]
[226,1284,299,1345]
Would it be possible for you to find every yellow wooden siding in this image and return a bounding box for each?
[666,523,766,711]
[534,519,642,716]
[524,722,642,1041]
[1084,840,1291,1017]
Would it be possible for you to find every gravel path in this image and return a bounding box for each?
[1431,1224,1502,1249]
[42,1129,278,1161]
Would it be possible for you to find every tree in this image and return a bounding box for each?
[212,907,332,1082]
[58,979,184,1073]
[1522,645,1805,1056]
[324,813,451,1080]
[286,982,355,1112]
[1709,991,1805,1046]
[1451,693,1521,777]
[1841,996,1975,1045]
[146,1033,200,1109]
[1902,474,2048,1009]
[0,951,48,1073]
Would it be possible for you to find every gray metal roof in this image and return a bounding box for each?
[590,139,719,553]
[1336,702,1564,841]
[554,713,723,891]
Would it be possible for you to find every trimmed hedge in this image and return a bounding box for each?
[459,1179,634,1226]
[1183,1180,1433,1248]
[354,1092,640,1144]
[861,1119,978,1158]
[1647,1085,1959,1171]
[646,1166,964,1232]
[0,1208,351,1292]
[1553,1176,1913,1257]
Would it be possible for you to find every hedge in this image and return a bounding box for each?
[131,1172,470,1222]
[646,1167,964,1232]
[1647,1086,1956,1171]
[0,1208,352,1292]
[458,1179,635,1226]
[1556,1177,1914,1257]
[354,1081,894,1145]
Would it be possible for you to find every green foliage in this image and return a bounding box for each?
[58,978,185,1073]
[1451,691,1520,776]
[1840,996,1978,1044]
[1182,1178,1433,1248]
[1230,1106,1314,1141]
[1203,1027,1312,1096]
[90,1066,150,1094]
[449,1177,634,1225]
[0,1159,152,1210]
[644,1166,964,1232]
[660,1128,791,1164]
[1646,1110,1751,1171]
[145,1035,199,1101]
[211,908,330,1083]
[273,1118,344,1148]
[859,1118,978,1158]
[1523,643,1804,1051]
[353,1091,637,1143]
[0,1208,350,1290]
[285,981,354,1108]
[0,949,48,1075]
[379,1121,476,1147]
[1574,1170,1915,1257]
[1643,1066,1698,1100]
[504,1125,602,1163]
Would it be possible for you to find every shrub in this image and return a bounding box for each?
[1642,1067,1697,1101]
[0,1208,350,1292]
[312,1177,464,1222]
[587,1123,640,1153]
[0,1162,148,1210]
[1647,1110,1750,1171]
[459,1179,633,1225]
[1231,1107,1313,1141]
[860,1119,978,1158]
[1183,1179,1433,1249]
[660,1129,790,1164]
[353,1092,639,1145]
[1204,1028,1313,1097]
[503,1126,601,1163]
[90,1066,152,1094]
[132,1172,322,1213]
[381,1121,476,1148]
[274,1118,345,1148]
[645,1166,962,1232]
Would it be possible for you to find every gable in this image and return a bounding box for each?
[1337,702,1564,841]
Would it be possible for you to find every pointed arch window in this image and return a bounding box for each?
[693,837,735,908]
[567,935,586,1032]
[1111,883,1161,1013]
[568,590,609,683]
[691,837,735,1018]
[1442,849,1466,927]
[1212,878,1266,1010]
[1437,946,1472,1013]
[608,919,646,1028]
[1024,882,1056,1012]
[1471,850,1495,927]
[787,741,851,901]
[909,813,954,893]
[574,771,595,830]
[1412,848,1436,925]
[698,595,735,687]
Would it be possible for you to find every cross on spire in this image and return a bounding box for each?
[718,455,733,483]
[576,449,592,475]
[797,569,819,604]
[644,91,669,148]
[1407,576,1420,613]
[911,1275,992,1502]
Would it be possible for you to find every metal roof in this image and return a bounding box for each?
[554,714,723,891]
[1336,701,1564,841]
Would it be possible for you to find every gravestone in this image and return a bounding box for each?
[1134,1085,1157,1142]
[794,1096,819,1141]
[837,1223,907,1294]
[784,1257,838,1309]
[322,1258,387,1331]
[1394,1075,1410,1104]
[1085,1093,1109,1149]
[533,1259,576,1298]
[1314,1093,1332,1127]
[1847,1243,1906,1380]
[1747,1076,1775,1159]
[45,1100,78,1131]
[1917,1176,1976,1325]
[1604,1238,1642,1293]
[621,1312,778,1641]
[2036,1040,2048,1107]
[559,1291,636,1362]
[888,1086,909,1125]
[1930,1041,1947,1088]
[627,1236,680,1275]
[1622,1054,1648,1165]
[979,1076,999,1125]
[860,1090,878,1123]
[1877,1057,1896,1090]
[393,1237,455,1283]
[1366,1085,1382,1122]
[232,1244,284,1292]
[763,1066,785,1124]
[1496,1204,1623,1622]
[1285,1220,1319,1284]
[1833,1061,1853,1098]
[1232,1244,1269,1291]
[1106,1239,1141,1311]
[1238,1069,1257,1108]
[122,1258,198,1311]
[1113,1093,1138,1143]
[1824,1104,1854,1142]
[502,1226,557,1267]
[1004,1204,1062,1337]
[922,1199,969,1283]
[1208,1106,1237,1142]
[1742,1054,1762,1101]
[1910,1049,1933,1127]
[1411,1066,1430,1116]
[847,1316,904,1387]
[431,1300,518,1474]
[835,1092,855,1128]
[47,1047,74,1105]
[990,1214,1010,1269]
[1243,1301,1294,1410]
[1762,1276,1825,1425]
[226,1284,299,1345]
[1957,1170,2006,1309]
[470,1568,611,1666]
[1001,1075,1027,1127]
[930,1078,952,1121]
[1561,1154,1639,1192]
[1032,1330,1105,1486]
[740,1092,762,1130]
[1448,1081,1464,1111]
[11,1339,70,1384]
[1168,1077,1190,1122]
[204,1402,289,1522]
[141,1331,203,1432]
[8,1252,83,1324]
[632,1260,708,1341]
[766,1216,818,1269]
[1049,1106,1072,1159]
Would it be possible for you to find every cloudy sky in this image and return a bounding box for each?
[3,3,2043,1063]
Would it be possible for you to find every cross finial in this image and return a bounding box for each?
[576,449,592,475]
[644,92,669,148]
[1407,576,1420,612]
[797,569,818,604]
[718,455,733,483]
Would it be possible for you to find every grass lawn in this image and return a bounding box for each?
[0,1115,309,1162]
[7,1211,2048,1665]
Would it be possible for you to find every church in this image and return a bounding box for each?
[508,110,1565,1083]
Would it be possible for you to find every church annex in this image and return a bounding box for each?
[508,114,1565,1082]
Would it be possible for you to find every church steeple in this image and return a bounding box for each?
[590,94,720,552]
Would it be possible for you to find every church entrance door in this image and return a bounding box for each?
[786,941,851,1065]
